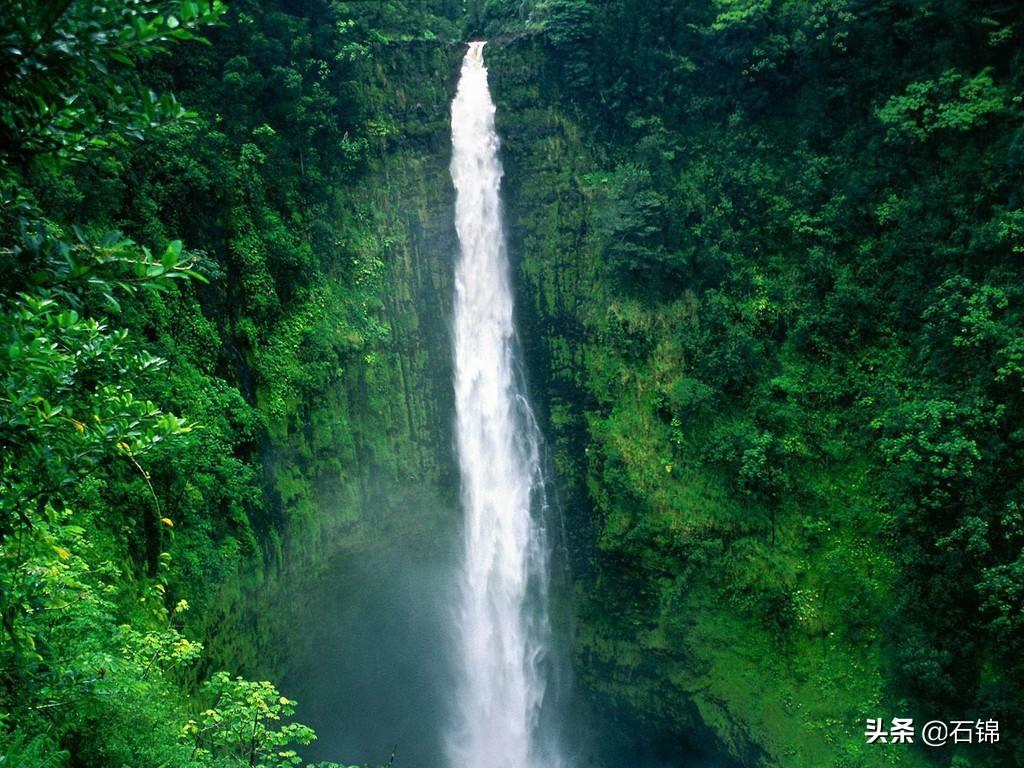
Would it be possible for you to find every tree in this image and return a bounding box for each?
[0,4,338,765]
[0,0,227,167]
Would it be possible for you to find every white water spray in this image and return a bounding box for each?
[447,42,561,768]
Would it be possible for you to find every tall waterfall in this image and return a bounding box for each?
[447,42,561,768]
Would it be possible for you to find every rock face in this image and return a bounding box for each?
[483,39,765,766]
[485,38,893,768]
[200,40,466,685]
[211,36,761,768]
[227,36,814,768]
[212,33,903,768]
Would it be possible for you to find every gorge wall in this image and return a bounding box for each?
[203,18,1024,768]
[197,38,466,682]
[11,3,1022,768]
[489,38,903,768]
[224,31,920,768]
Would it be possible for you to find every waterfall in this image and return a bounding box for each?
[447,41,562,768]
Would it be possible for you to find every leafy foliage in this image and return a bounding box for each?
[489,0,1024,764]
[0,0,227,164]
[0,0,447,764]
[183,673,315,768]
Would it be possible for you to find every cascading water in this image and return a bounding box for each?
[447,41,563,768]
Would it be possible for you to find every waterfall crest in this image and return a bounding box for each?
[447,41,562,768]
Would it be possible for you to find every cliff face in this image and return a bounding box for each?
[199,41,465,681]
[229,35,875,767]
[487,40,910,768]
[254,40,463,552]
[207,36,758,766]
[8,2,1019,765]
[201,31,968,768]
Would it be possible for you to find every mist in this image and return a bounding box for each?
[284,511,460,768]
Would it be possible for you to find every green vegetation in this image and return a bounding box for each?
[3,1,1023,767]
[1,1,460,765]
[483,2,1024,766]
